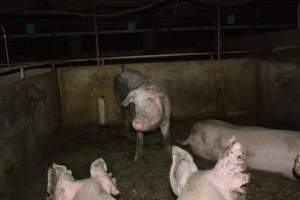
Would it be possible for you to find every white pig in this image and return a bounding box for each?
[183,119,300,180]
[114,69,171,161]
[170,136,249,200]
[122,83,171,161]
[47,158,119,200]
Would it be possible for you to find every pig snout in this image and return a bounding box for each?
[132,118,148,131]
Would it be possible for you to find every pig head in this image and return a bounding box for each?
[122,84,166,132]
[47,158,119,200]
[182,120,229,161]
[170,136,249,200]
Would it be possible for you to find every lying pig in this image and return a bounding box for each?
[183,119,300,180]
[47,158,119,200]
[114,69,171,161]
[170,136,249,200]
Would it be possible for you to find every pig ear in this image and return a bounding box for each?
[47,163,75,200]
[91,158,120,196]
[48,164,77,200]
[122,90,137,107]
[170,145,198,196]
[98,176,120,196]
[213,136,249,194]
[90,158,107,177]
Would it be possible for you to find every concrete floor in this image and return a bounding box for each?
[8,120,300,200]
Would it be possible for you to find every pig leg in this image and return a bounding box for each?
[122,109,133,140]
[134,131,144,161]
[117,106,135,143]
[160,120,171,154]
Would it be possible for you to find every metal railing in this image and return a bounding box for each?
[0,50,261,78]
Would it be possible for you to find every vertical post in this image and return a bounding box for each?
[94,14,100,66]
[98,97,106,125]
[298,0,300,29]
[20,67,25,79]
[217,0,221,60]
[1,26,10,67]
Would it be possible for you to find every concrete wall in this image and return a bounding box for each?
[258,61,300,129]
[0,70,61,191]
[58,59,258,127]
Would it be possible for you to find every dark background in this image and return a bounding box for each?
[0,0,297,63]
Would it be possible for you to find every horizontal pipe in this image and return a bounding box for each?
[4,24,294,39]
[0,50,261,74]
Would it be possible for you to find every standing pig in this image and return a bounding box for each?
[170,136,249,200]
[114,69,171,161]
[183,119,300,180]
[47,158,119,200]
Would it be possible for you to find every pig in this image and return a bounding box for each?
[113,69,148,139]
[170,136,249,200]
[114,69,171,161]
[183,119,300,180]
[47,158,119,200]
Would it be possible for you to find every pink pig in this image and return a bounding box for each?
[170,136,250,200]
[121,82,171,161]
[183,119,300,180]
[47,158,119,200]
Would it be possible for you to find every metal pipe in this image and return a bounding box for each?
[0,26,10,67]
[94,15,100,65]
[102,52,213,60]
[0,50,260,67]
[0,50,261,73]
[216,0,221,60]
[6,24,294,39]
